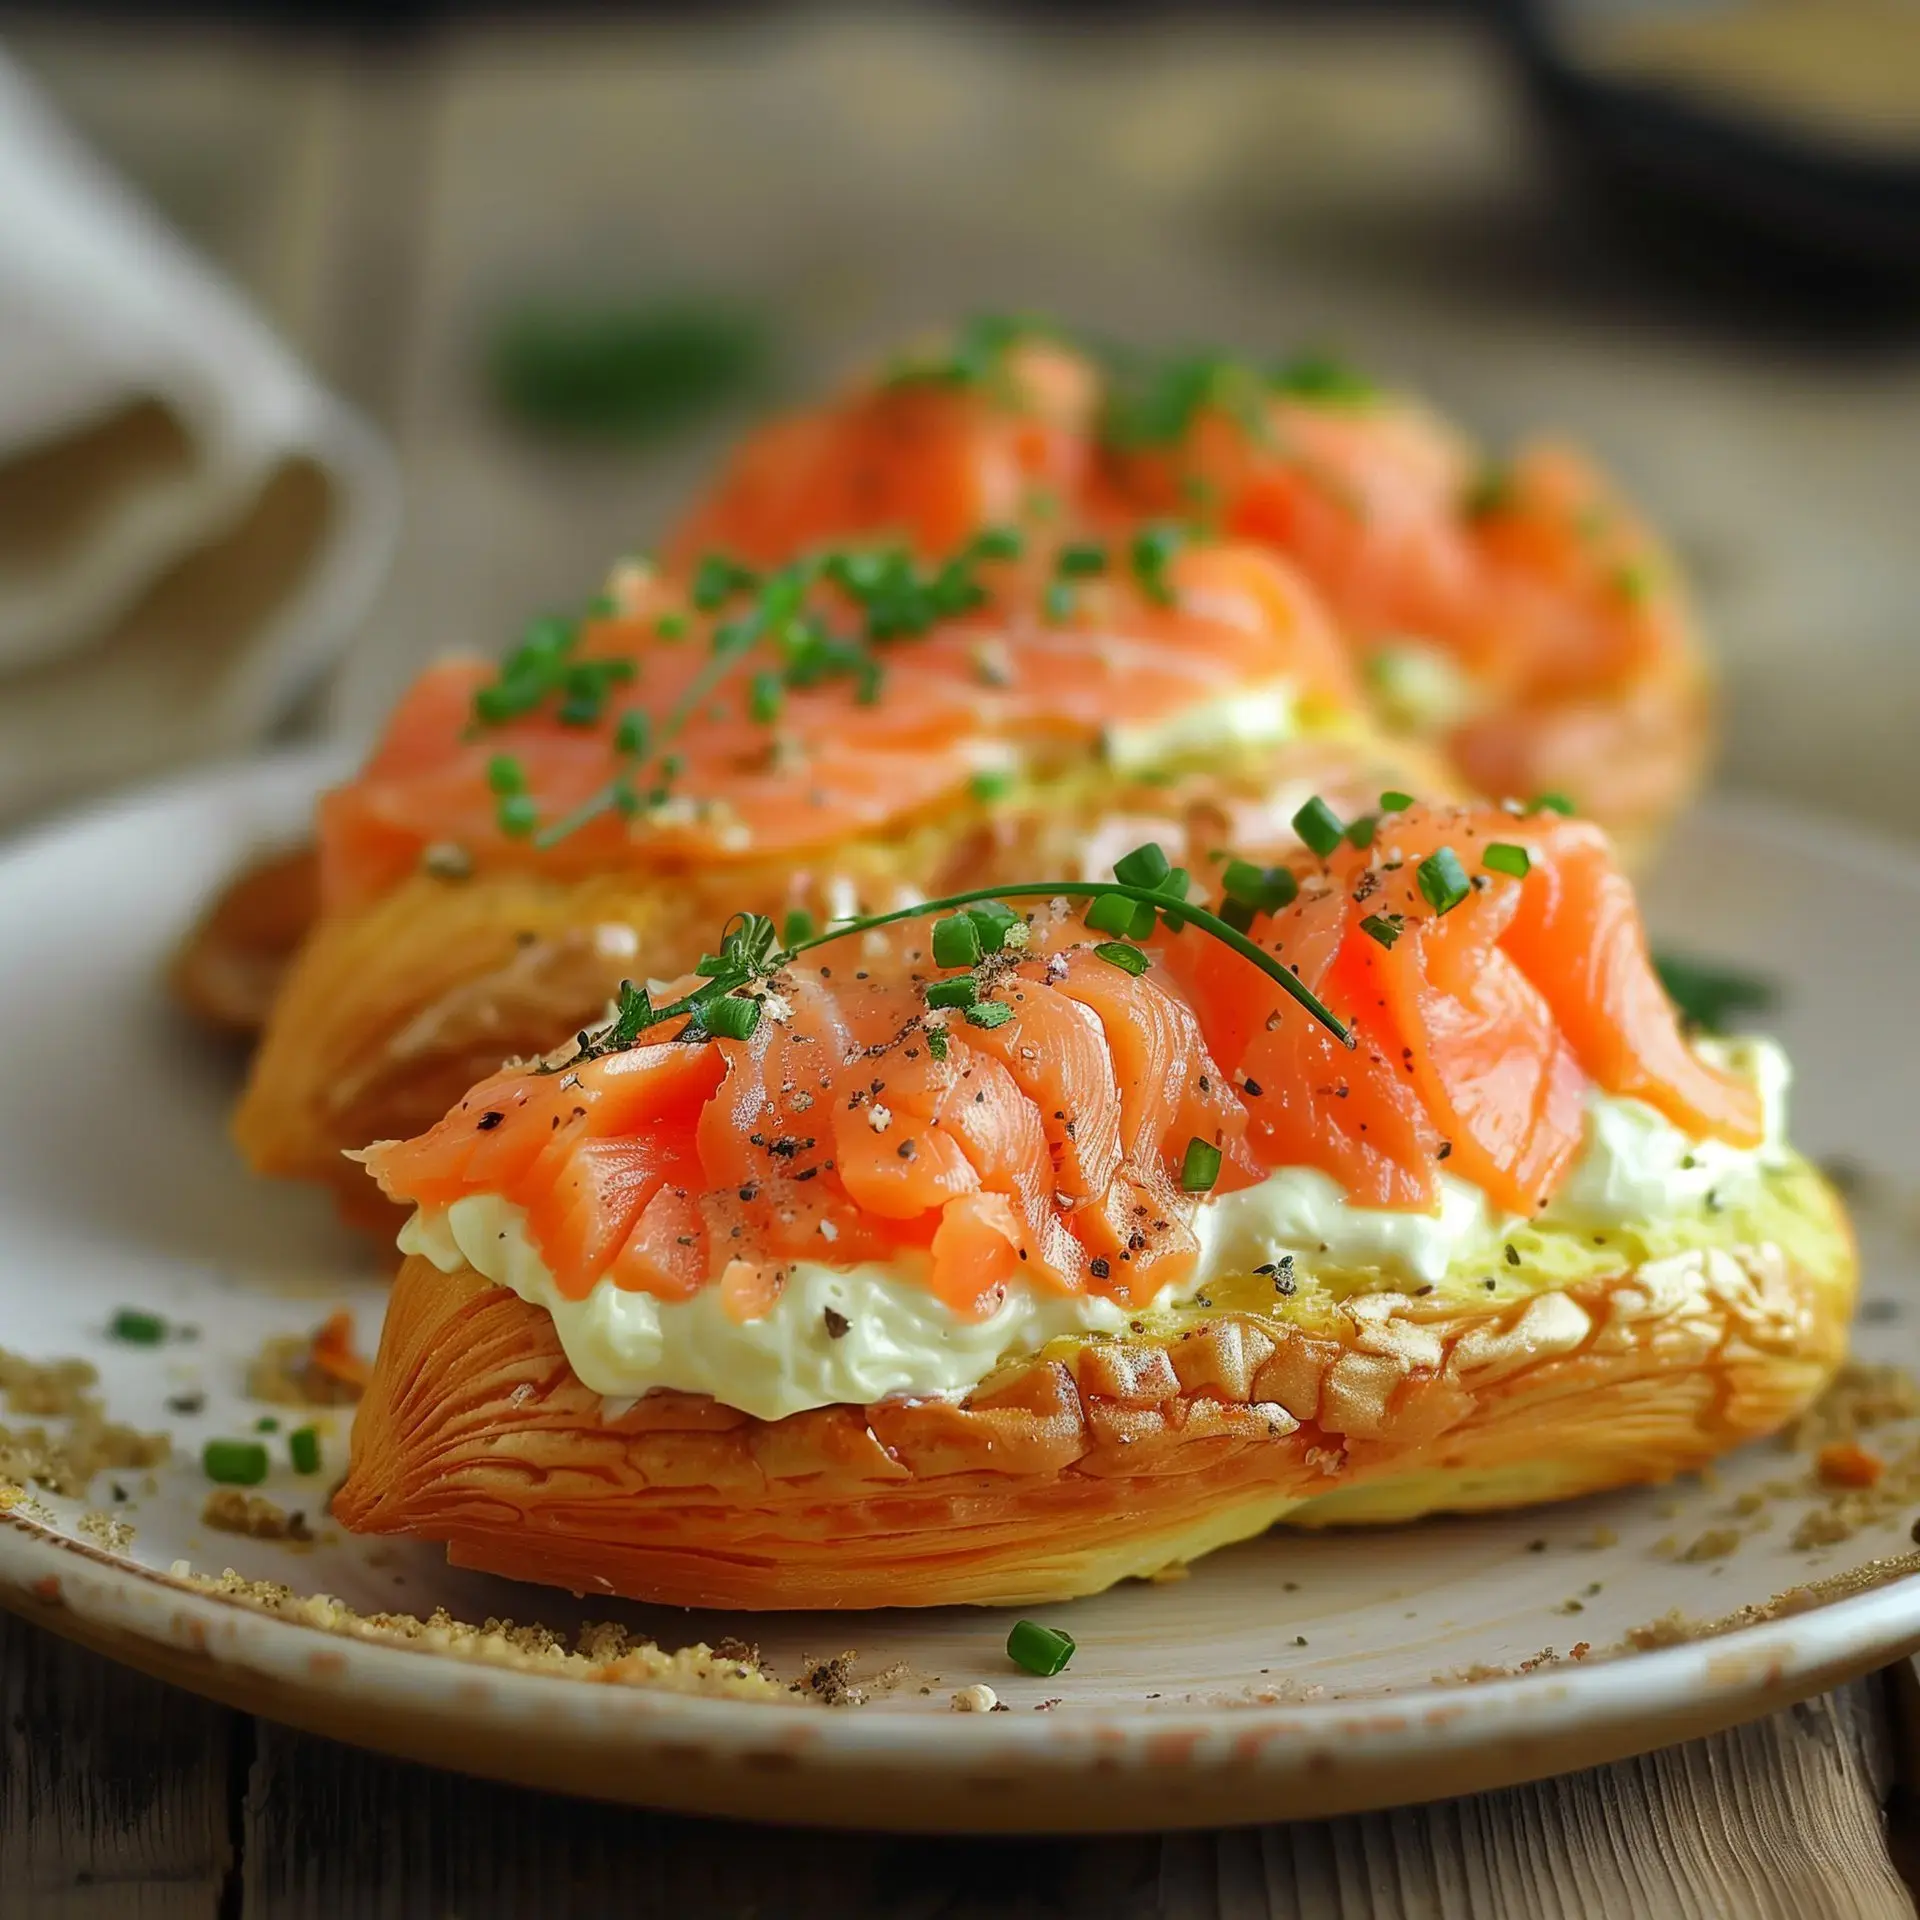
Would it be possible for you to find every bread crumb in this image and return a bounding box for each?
[1681,1528,1742,1562]
[152,1566,788,1700]
[202,1489,313,1542]
[798,1652,864,1706]
[247,1311,368,1407]
[0,1346,170,1498]
[78,1509,134,1552]
[950,1684,998,1712]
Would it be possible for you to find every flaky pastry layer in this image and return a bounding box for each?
[334,1174,1854,1609]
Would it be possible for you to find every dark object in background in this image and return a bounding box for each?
[1495,0,1920,304]
[1652,948,1778,1034]
[490,301,769,441]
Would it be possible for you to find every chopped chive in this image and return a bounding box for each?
[1007,1620,1076,1677]
[1379,790,1415,812]
[965,901,1023,952]
[749,670,784,724]
[1221,859,1298,917]
[1346,815,1378,850]
[203,1439,269,1487]
[655,612,689,640]
[969,767,1016,803]
[496,793,540,837]
[288,1426,321,1475]
[1093,942,1150,976]
[604,981,655,1050]
[1292,796,1345,858]
[925,977,980,1011]
[108,1309,167,1346]
[1084,891,1143,937]
[1416,847,1471,916]
[931,915,984,969]
[781,908,816,948]
[1180,1137,1222,1193]
[1271,349,1374,402]
[1056,541,1107,578]
[700,994,762,1041]
[1043,579,1075,624]
[970,524,1024,562]
[255,1416,279,1433]
[1360,913,1404,949]
[1483,842,1531,880]
[1112,843,1171,890]
[486,754,527,796]
[1464,465,1513,519]
[584,592,617,619]
[1530,792,1576,816]
[613,709,650,757]
[1129,523,1186,604]
[962,1000,1013,1030]
[1613,561,1653,606]
[692,553,756,611]
[925,1025,950,1061]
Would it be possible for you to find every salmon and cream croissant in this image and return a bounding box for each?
[333,799,1853,1610]
[182,323,1706,1047]
[234,531,1439,1223]
[671,322,1715,860]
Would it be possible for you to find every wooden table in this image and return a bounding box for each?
[6,10,1920,1912]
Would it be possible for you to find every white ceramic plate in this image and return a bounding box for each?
[1,754,1916,1831]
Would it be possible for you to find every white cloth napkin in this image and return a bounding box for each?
[0,46,397,821]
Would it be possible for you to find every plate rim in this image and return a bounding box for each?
[0,752,1915,1830]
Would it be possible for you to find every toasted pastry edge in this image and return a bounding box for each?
[333,1173,1854,1610]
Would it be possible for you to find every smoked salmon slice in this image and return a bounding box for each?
[358,799,1761,1296]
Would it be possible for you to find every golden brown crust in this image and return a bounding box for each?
[169,844,319,1035]
[233,735,1442,1216]
[335,1199,1855,1609]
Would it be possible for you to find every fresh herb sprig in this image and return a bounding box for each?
[480,526,1026,849]
[1098,344,1376,452]
[570,843,1354,1061]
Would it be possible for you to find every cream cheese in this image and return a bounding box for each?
[398,1037,1791,1420]
[399,1201,1133,1425]
[1099,680,1297,775]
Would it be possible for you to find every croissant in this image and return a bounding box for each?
[184,325,1708,1057]
[333,800,1852,1608]
[671,325,1715,861]
[234,536,1441,1222]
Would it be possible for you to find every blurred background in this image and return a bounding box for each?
[1,0,1915,829]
